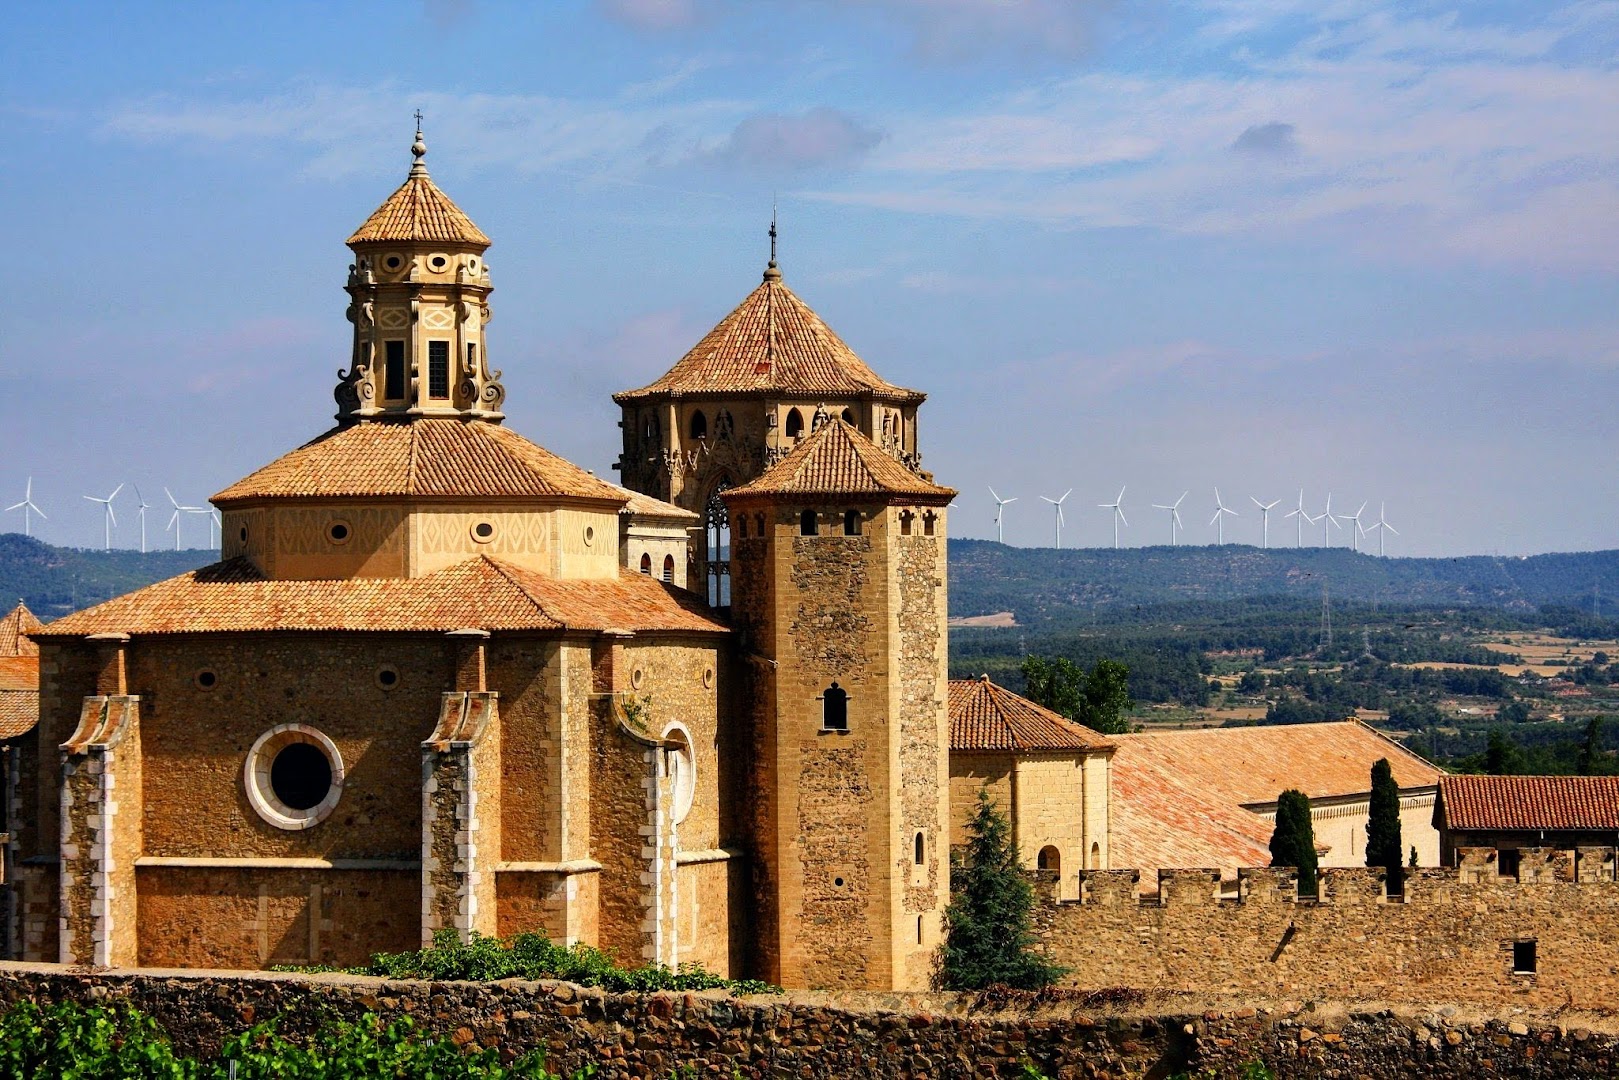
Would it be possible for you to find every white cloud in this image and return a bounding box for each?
[695,107,883,171]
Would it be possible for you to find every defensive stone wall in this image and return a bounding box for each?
[2,962,1619,1078]
[1039,847,1619,1010]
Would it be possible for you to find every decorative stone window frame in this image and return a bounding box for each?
[244,724,345,831]
[327,519,354,546]
[662,722,697,826]
[194,668,219,692]
[375,665,401,691]
[469,520,496,544]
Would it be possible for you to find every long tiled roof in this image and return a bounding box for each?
[613,271,922,402]
[214,420,627,505]
[1108,753,1275,892]
[347,166,489,246]
[0,603,41,657]
[949,676,1114,753]
[725,419,954,500]
[32,556,727,638]
[1110,721,1440,807]
[1438,775,1619,832]
[609,484,699,522]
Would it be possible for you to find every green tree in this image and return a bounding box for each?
[938,789,1064,991]
[1485,728,1520,775]
[1365,758,1404,894]
[1268,789,1319,896]
[1079,659,1134,735]
[1019,655,1086,720]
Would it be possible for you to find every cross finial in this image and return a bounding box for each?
[414,109,424,130]
[764,200,782,281]
[410,111,428,174]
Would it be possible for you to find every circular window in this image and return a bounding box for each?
[664,725,697,825]
[470,521,495,544]
[584,526,595,546]
[833,876,846,888]
[194,669,218,691]
[429,254,448,271]
[384,255,403,271]
[328,521,351,545]
[376,666,400,691]
[631,667,645,690]
[238,525,249,544]
[244,725,344,831]
[702,667,715,689]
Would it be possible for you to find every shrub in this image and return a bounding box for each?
[1268,789,1319,896]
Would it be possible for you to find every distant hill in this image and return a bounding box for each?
[949,540,1619,628]
[0,534,213,620]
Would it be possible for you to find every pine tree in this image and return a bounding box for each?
[1365,757,1404,894]
[938,788,1065,990]
[1268,789,1319,897]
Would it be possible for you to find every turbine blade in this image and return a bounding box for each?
[1117,509,1128,527]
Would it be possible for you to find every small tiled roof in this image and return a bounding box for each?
[1110,721,1440,808]
[32,556,727,638]
[214,419,627,505]
[0,656,36,692]
[1438,775,1619,832]
[613,270,922,403]
[347,160,489,247]
[0,603,41,657]
[949,676,1114,753]
[610,484,699,522]
[0,691,36,740]
[724,419,954,501]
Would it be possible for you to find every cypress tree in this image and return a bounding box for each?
[1268,789,1319,897]
[938,789,1065,990]
[1365,757,1404,894]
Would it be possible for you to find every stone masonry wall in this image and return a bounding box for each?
[5,962,1619,1078]
[1039,848,1619,1011]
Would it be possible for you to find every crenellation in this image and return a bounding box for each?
[1158,868,1221,906]
[1321,866,1387,904]
[1237,866,1298,904]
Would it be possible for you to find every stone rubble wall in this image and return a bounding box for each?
[2,962,1619,1078]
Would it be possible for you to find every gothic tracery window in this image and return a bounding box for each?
[705,483,730,606]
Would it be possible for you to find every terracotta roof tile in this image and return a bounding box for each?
[1108,757,1275,892]
[609,484,700,522]
[1438,775,1619,832]
[614,273,922,402]
[347,169,489,246]
[725,419,954,500]
[0,603,41,657]
[0,656,36,692]
[948,676,1114,752]
[32,556,727,638]
[214,420,627,504]
[0,690,36,740]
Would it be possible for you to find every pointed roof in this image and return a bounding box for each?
[724,418,954,501]
[0,602,41,657]
[32,555,726,639]
[614,269,923,403]
[213,419,627,505]
[346,127,490,247]
[949,675,1115,753]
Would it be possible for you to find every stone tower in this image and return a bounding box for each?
[723,417,955,991]
[612,249,927,605]
[335,122,504,423]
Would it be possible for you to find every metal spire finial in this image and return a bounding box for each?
[410,111,428,176]
[763,200,782,281]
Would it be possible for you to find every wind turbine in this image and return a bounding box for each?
[1250,496,1280,549]
[1319,493,1343,547]
[1365,502,1399,557]
[1039,490,1072,549]
[989,486,1017,545]
[133,486,152,554]
[1209,488,1238,545]
[82,483,124,551]
[188,506,221,550]
[1284,489,1309,549]
[5,479,46,538]
[1098,487,1127,549]
[1340,501,1368,553]
[164,489,204,551]
[1152,491,1188,546]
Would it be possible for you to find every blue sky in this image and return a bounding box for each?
[1,0,1614,555]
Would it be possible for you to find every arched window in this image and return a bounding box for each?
[1090,842,1101,870]
[841,408,856,426]
[1037,846,1061,874]
[923,512,937,536]
[689,410,708,440]
[736,515,748,539]
[785,408,804,439]
[704,484,729,605]
[755,513,766,536]
[639,553,652,575]
[821,682,848,731]
[900,510,913,536]
[914,832,925,865]
[843,509,861,536]
[800,509,818,536]
[662,554,675,583]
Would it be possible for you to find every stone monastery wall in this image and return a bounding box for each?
[1038,847,1619,1010]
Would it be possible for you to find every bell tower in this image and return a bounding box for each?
[724,418,954,991]
[336,119,504,423]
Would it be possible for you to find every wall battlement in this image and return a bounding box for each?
[1035,847,1619,1009]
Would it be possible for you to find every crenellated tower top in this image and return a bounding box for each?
[335,119,504,424]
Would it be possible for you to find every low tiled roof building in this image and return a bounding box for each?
[1435,775,1619,870]
[947,675,1113,900]
[1108,721,1441,894]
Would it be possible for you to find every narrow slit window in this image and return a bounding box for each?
[466,342,478,371]
[843,509,861,536]
[820,682,848,731]
[736,516,748,539]
[914,832,925,865]
[1513,940,1537,974]
[800,509,818,536]
[923,512,936,536]
[384,341,406,400]
[428,341,450,399]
